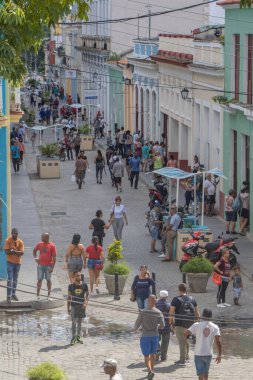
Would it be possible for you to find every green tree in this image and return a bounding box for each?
[0,0,91,83]
[240,0,253,7]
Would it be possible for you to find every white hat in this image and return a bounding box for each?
[159,290,168,298]
[101,358,117,368]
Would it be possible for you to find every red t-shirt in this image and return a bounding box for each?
[86,245,103,260]
[34,242,57,266]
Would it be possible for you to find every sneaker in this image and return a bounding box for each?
[158,253,166,258]
[217,303,226,308]
[224,303,231,307]
[174,360,186,366]
[7,297,11,304]
[70,337,77,346]
[36,296,40,301]
[95,288,99,294]
[148,371,155,380]
[76,336,83,344]
[11,295,19,301]
[47,297,52,301]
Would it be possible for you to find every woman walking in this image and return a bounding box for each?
[89,210,111,246]
[109,196,128,241]
[214,247,231,308]
[64,234,85,283]
[84,236,104,294]
[75,155,88,189]
[94,150,105,184]
[131,265,155,310]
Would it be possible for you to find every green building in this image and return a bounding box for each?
[107,62,124,133]
[218,0,253,234]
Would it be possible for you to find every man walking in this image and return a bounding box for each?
[129,154,141,189]
[11,140,20,174]
[33,233,57,300]
[112,157,124,192]
[169,283,200,366]
[155,290,171,362]
[101,358,123,380]
[184,308,221,379]
[159,205,181,261]
[135,294,165,380]
[67,271,89,346]
[4,228,24,302]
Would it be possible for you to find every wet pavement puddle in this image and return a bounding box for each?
[0,310,252,358]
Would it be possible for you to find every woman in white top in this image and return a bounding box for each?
[109,196,128,240]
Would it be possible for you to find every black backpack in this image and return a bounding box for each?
[177,295,195,328]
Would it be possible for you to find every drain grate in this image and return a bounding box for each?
[50,212,66,216]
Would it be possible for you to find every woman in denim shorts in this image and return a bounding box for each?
[84,236,104,294]
[65,234,85,283]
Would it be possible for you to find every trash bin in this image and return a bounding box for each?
[80,134,94,151]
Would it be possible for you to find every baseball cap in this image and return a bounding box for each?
[101,358,117,368]
[159,290,168,298]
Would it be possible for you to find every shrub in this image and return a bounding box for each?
[104,262,130,275]
[27,362,67,380]
[39,143,59,157]
[105,240,130,275]
[182,257,213,274]
[107,240,124,264]
[78,124,90,134]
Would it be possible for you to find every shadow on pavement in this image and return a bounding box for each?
[39,344,70,352]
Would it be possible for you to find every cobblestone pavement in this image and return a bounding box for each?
[0,129,253,379]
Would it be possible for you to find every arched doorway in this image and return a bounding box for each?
[145,89,150,140]
[135,85,139,132]
[152,91,157,140]
[140,88,144,135]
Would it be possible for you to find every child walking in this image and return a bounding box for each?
[231,266,243,305]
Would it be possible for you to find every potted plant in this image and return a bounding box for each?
[79,124,94,150]
[104,240,131,295]
[27,362,67,380]
[182,257,213,293]
[37,143,60,179]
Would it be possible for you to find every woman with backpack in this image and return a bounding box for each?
[94,150,105,184]
[64,234,85,283]
[225,189,237,234]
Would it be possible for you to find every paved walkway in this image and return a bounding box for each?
[0,129,252,379]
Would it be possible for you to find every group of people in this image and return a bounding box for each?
[133,280,221,380]
[10,125,26,174]
[225,182,250,236]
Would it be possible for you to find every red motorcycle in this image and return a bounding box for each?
[179,231,240,271]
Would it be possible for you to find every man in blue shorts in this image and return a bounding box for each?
[135,295,165,380]
[184,308,221,380]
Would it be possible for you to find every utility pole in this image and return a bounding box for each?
[145,5,152,40]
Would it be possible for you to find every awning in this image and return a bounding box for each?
[152,167,193,179]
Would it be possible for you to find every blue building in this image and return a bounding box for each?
[0,78,11,279]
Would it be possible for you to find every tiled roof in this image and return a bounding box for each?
[159,34,193,39]
[216,0,240,5]
[157,50,193,61]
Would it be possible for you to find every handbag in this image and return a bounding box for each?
[212,272,221,285]
[95,261,104,271]
[130,294,136,302]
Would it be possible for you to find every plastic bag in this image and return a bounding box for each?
[212,272,221,285]
[71,175,76,182]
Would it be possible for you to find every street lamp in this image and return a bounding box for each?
[181,87,190,100]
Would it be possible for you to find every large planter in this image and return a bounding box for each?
[37,156,60,179]
[103,273,128,295]
[186,273,210,293]
[80,134,94,151]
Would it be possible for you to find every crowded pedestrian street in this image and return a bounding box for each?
[1,125,253,380]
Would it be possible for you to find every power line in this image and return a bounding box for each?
[58,0,217,25]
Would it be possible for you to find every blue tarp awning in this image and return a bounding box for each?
[152,167,228,180]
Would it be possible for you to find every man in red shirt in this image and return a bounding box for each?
[33,233,57,300]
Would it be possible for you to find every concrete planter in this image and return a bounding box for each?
[186,273,210,293]
[103,273,128,295]
[37,156,60,179]
[80,134,94,151]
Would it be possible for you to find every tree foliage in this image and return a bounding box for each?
[240,0,253,7]
[0,0,91,83]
